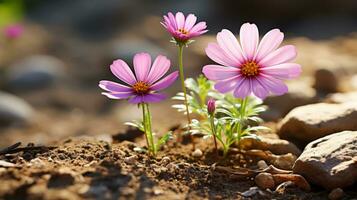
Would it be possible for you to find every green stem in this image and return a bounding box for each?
[178,44,195,149]
[209,115,218,154]
[142,103,156,155]
[237,97,248,147]
[141,103,151,153]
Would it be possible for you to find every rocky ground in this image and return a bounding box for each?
[1,7,357,199]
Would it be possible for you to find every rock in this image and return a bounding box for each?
[0,91,34,126]
[261,79,317,121]
[255,172,275,190]
[257,160,268,169]
[313,68,339,94]
[0,160,16,167]
[271,153,297,170]
[272,174,310,191]
[278,102,357,146]
[325,91,357,104]
[293,131,357,189]
[241,137,301,155]
[192,149,203,158]
[328,188,344,200]
[5,55,65,91]
[161,156,171,165]
[124,155,137,165]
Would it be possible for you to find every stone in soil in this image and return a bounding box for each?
[255,172,275,190]
[241,137,301,155]
[0,91,34,126]
[293,131,357,190]
[313,68,339,94]
[278,102,357,146]
[5,55,65,91]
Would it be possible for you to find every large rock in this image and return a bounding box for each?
[5,55,65,91]
[0,91,34,126]
[293,131,357,189]
[278,102,357,146]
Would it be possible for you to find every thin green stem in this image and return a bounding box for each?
[237,97,248,147]
[145,103,156,155]
[141,103,151,154]
[142,103,156,156]
[209,115,218,154]
[178,44,195,149]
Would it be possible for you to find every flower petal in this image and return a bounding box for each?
[202,65,240,81]
[99,80,132,92]
[258,75,288,95]
[167,12,177,30]
[147,55,171,84]
[240,23,259,60]
[142,93,166,103]
[205,43,238,67]
[233,78,252,98]
[110,59,136,85]
[128,95,143,104]
[189,21,207,33]
[258,45,297,67]
[101,91,133,99]
[261,63,302,79]
[175,12,185,29]
[214,75,241,93]
[217,29,245,65]
[150,71,179,91]
[184,14,197,31]
[251,78,269,99]
[254,29,284,61]
[133,52,151,82]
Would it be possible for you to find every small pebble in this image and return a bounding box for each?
[166,163,178,172]
[192,149,203,158]
[255,172,275,190]
[257,160,268,169]
[124,155,137,165]
[161,156,171,165]
[328,188,344,200]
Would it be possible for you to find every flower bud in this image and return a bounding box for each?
[207,98,216,115]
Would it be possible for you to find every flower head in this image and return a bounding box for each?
[4,24,24,39]
[99,53,179,104]
[202,23,302,99]
[161,12,208,45]
[207,98,216,115]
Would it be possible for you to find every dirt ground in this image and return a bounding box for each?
[2,128,354,200]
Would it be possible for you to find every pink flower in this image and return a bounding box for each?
[99,53,179,104]
[202,23,301,99]
[161,12,208,43]
[4,24,24,39]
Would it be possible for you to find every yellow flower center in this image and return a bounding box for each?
[178,28,189,35]
[132,81,150,94]
[241,61,260,77]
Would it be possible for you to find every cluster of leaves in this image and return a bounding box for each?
[173,75,268,156]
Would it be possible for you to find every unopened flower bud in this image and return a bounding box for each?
[207,98,216,115]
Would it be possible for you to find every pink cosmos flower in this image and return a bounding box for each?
[4,24,24,39]
[202,23,301,99]
[161,12,208,43]
[99,53,179,104]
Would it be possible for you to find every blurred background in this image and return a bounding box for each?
[1,0,357,147]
